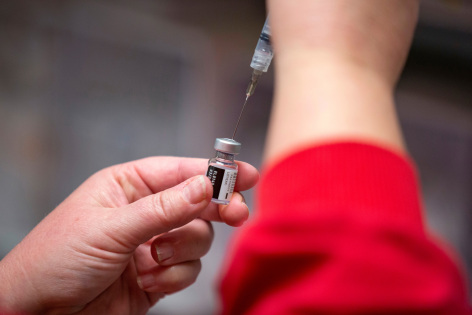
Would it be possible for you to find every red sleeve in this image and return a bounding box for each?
[219,142,470,315]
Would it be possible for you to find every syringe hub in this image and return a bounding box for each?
[246,69,263,98]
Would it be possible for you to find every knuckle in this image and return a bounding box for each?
[183,221,214,259]
[187,219,214,247]
[179,261,201,287]
[163,262,201,293]
[156,220,214,264]
[195,219,214,247]
[151,192,175,230]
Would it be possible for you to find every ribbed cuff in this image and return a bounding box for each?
[257,142,424,230]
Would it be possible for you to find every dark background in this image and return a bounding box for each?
[1,1,471,314]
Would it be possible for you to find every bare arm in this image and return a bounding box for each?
[265,0,419,162]
[218,3,471,314]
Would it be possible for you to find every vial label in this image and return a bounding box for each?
[206,166,238,202]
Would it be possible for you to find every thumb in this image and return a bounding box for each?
[109,175,212,248]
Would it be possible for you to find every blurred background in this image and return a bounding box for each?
[0,0,471,314]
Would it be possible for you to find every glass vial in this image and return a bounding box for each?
[206,138,241,205]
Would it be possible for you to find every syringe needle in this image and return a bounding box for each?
[231,69,262,140]
[246,70,262,98]
[231,17,272,141]
[231,95,250,140]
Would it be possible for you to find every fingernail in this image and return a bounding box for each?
[155,243,174,262]
[183,176,206,204]
[137,273,155,290]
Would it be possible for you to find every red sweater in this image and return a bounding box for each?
[220,142,470,314]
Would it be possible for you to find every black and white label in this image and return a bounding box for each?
[206,166,238,202]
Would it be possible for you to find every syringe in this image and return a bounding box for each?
[246,17,273,99]
[232,17,273,139]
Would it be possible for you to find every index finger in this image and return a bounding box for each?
[116,157,259,199]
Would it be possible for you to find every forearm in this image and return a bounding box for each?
[264,0,419,163]
[265,52,405,161]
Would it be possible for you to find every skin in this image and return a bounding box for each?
[0,1,420,313]
[0,157,259,314]
[265,0,419,163]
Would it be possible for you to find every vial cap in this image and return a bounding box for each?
[214,138,241,155]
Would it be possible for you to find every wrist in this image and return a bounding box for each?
[0,252,40,314]
[0,260,21,313]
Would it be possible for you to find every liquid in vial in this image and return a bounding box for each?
[206,138,241,205]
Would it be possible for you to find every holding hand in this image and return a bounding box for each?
[0,157,258,314]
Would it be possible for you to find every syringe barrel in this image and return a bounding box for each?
[250,17,273,72]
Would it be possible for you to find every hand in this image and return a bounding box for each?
[265,0,419,160]
[0,157,259,314]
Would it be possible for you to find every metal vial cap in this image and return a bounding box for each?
[214,138,241,155]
